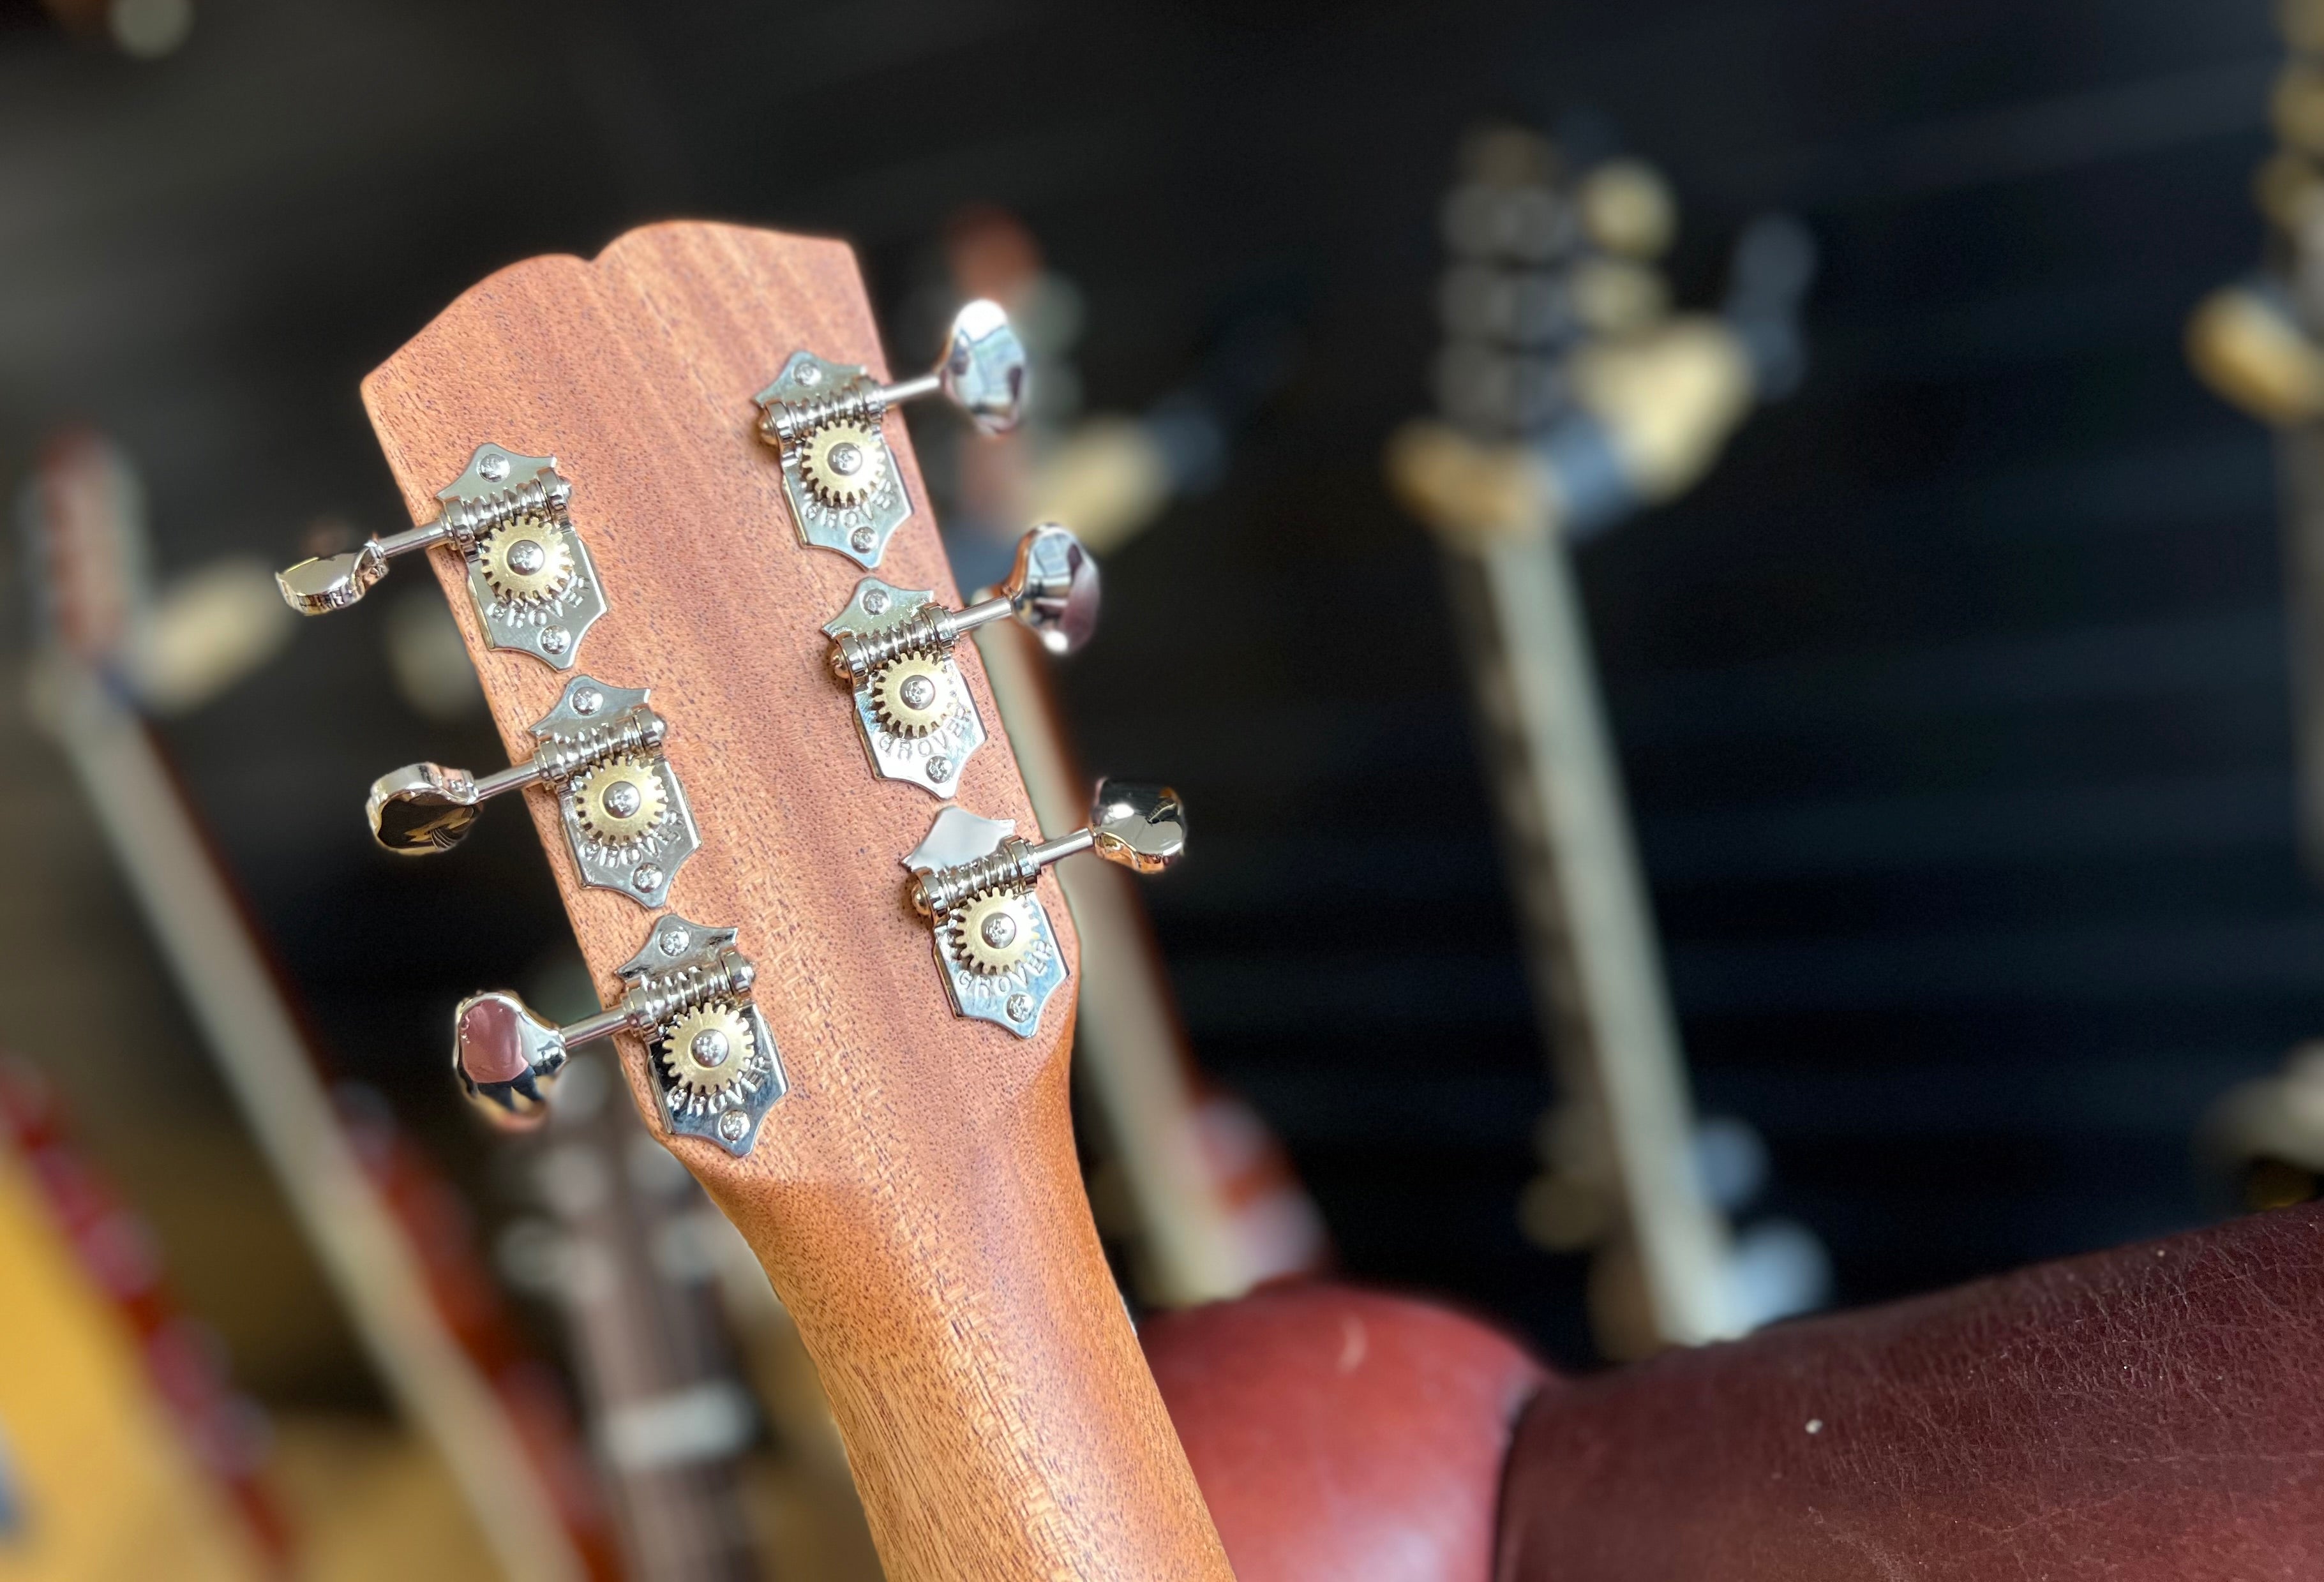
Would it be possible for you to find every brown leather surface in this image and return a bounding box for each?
[1144,1282,1550,1582]
[1500,1203,2324,1580]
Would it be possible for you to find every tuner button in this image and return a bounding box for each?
[1087,780,1190,869]
[938,299,1028,435]
[368,763,483,854]
[1088,780,1186,874]
[1003,525,1100,657]
[277,545,386,615]
[453,991,568,1129]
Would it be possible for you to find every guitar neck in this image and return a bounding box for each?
[1410,130,1738,1355]
[1439,542,1732,1348]
[358,222,1230,1582]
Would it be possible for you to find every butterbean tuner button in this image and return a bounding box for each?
[274,445,606,666]
[454,914,788,1147]
[366,677,696,907]
[755,304,1026,569]
[899,784,1185,1037]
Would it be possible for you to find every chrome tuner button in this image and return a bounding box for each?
[366,675,699,908]
[897,779,1184,1038]
[821,524,1098,797]
[452,916,786,1154]
[275,444,607,669]
[753,300,1028,569]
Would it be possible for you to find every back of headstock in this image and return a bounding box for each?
[322,223,1226,1581]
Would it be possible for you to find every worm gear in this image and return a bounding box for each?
[870,655,956,738]
[476,514,576,606]
[658,1003,755,1097]
[571,757,668,846]
[798,421,887,509]
[948,891,1038,976]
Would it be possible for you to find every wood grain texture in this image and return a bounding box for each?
[359,222,1233,1582]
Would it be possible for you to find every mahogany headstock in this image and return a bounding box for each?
[354,222,1227,1581]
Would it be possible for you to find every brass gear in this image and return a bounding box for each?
[948,891,1038,976]
[869,655,956,738]
[659,1003,754,1096]
[476,514,576,605]
[571,757,668,846]
[798,421,887,508]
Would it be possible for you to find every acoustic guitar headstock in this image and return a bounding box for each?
[290,223,1227,1581]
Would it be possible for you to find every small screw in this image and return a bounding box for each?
[899,674,936,712]
[850,526,876,554]
[540,626,571,655]
[632,864,663,893]
[603,780,643,820]
[717,1110,751,1142]
[659,927,691,957]
[1005,994,1034,1022]
[795,363,823,387]
[862,588,890,616]
[830,442,863,475]
[479,452,510,481]
[926,756,954,783]
[571,687,603,715]
[691,1029,730,1068]
[506,539,545,575]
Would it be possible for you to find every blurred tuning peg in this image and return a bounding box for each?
[822,525,1098,797]
[886,298,1029,436]
[454,916,784,1154]
[276,445,607,670]
[367,676,698,907]
[754,301,1028,569]
[899,780,1184,1037]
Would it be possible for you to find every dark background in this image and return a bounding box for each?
[0,0,2298,1388]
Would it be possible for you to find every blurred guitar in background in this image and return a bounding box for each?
[927,207,1330,1308]
[1387,123,1822,1356]
[20,430,625,1579]
[0,1052,281,1578]
[2189,0,2324,881]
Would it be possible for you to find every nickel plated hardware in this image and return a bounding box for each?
[366,676,699,908]
[823,524,1098,796]
[901,780,1185,1038]
[754,299,1026,569]
[276,444,608,668]
[453,915,785,1156]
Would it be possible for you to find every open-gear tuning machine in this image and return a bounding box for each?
[276,444,608,669]
[366,676,699,908]
[901,780,1185,1037]
[453,916,785,1155]
[755,299,1026,568]
[823,525,1098,796]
